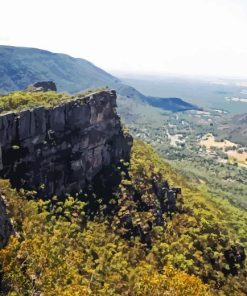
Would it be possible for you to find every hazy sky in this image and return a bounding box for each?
[1,0,247,78]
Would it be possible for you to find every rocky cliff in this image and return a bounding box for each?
[0,89,132,197]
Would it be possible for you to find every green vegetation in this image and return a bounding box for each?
[0,91,71,114]
[0,141,246,295]
[170,158,247,210]
[0,87,109,114]
[0,45,120,94]
[125,107,247,210]
[130,141,247,296]
[0,178,211,296]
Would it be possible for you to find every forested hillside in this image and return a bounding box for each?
[0,141,246,295]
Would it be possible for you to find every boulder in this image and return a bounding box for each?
[26,81,57,92]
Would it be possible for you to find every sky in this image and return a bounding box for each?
[1,0,247,78]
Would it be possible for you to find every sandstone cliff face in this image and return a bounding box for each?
[0,90,132,197]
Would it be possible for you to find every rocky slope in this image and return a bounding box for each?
[0,88,132,197]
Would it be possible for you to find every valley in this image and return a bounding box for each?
[120,75,247,114]
[120,104,247,211]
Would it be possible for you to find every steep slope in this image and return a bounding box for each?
[0,141,246,295]
[0,88,132,197]
[0,45,144,99]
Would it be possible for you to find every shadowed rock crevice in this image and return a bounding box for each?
[25,81,57,92]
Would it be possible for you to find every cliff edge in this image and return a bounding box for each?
[0,88,132,197]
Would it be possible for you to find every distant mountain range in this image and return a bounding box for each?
[0,45,141,96]
[0,45,199,112]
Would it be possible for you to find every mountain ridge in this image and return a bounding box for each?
[0,45,198,112]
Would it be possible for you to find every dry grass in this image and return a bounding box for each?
[200,133,247,165]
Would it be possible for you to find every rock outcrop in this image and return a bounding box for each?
[0,89,132,197]
[25,81,57,92]
[0,193,13,248]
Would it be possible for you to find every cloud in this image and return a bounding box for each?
[0,36,11,43]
